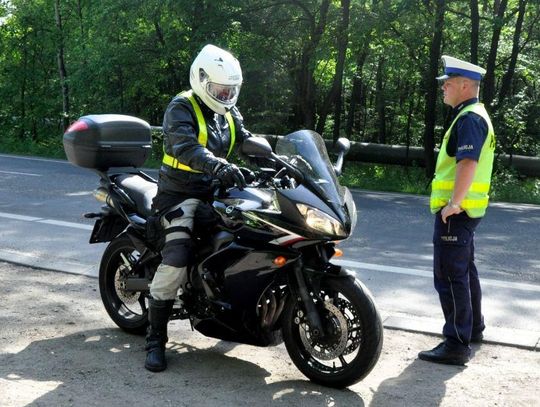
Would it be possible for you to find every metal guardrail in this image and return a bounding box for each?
[150,127,540,177]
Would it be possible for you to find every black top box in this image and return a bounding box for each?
[63,114,152,170]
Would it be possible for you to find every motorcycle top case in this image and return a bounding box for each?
[63,114,152,170]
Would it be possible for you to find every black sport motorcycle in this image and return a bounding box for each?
[64,117,383,388]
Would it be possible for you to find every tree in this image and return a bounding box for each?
[54,0,69,131]
[422,0,446,178]
[482,0,508,107]
[315,0,351,142]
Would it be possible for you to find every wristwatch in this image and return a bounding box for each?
[448,199,461,209]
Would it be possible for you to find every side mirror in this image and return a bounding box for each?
[241,136,273,157]
[335,138,350,155]
[334,137,350,176]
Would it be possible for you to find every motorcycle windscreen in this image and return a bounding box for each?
[275,130,344,208]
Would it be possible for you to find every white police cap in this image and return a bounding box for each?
[436,55,486,81]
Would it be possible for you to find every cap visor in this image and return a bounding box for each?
[436,74,450,81]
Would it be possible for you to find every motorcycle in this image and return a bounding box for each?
[63,115,383,388]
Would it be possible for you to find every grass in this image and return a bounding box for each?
[340,161,540,205]
[1,135,539,205]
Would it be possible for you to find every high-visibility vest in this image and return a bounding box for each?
[430,103,495,218]
[162,90,236,173]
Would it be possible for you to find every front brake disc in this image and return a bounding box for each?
[298,301,348,360]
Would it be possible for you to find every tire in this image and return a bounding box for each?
[282,275,383,388]
[98,233,150,335]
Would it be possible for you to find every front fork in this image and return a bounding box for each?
[292,259,325,338]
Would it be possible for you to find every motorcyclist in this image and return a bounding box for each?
[145,44,254,372]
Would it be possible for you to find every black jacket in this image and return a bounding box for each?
[153,92,252,211]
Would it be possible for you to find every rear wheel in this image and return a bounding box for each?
[282,276,383,388]
[99,233,150,335]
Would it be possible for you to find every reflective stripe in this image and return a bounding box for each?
[430,197,489,209]
[162,90,236,172]
[432,180,490,193]
[226,113,235,158]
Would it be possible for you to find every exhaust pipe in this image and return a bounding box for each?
[259,290,287,329]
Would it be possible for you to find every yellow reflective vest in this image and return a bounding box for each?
[430,103,495,218]
[162,90,236,173]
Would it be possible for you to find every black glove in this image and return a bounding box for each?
[214,163,247,190]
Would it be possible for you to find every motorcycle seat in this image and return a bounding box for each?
[115,174,157,217]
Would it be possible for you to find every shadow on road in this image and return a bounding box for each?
[370,358,465,407]
[0,328,365,406]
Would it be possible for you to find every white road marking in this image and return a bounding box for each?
[0,211,92,230]
[0,212,43,222]
[333,259,540,293]
[0,170,42,177]
[0,209,538,293]
[0,153,68,164]
[37,219,93,230]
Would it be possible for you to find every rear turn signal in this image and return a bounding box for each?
[273,256,287,267]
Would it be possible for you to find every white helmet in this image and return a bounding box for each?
[189,44,243,115]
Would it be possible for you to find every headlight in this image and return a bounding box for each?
[296,204,346,237]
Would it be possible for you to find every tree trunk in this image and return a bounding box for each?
[375,57,386,144]
[497,0,527,108]
[315,0,351,142]
[482,0,508,107]
[422,0,446,178]
[332,0,351,143]
[345,49,369,137]
[54,0,70,131]
[470,0,480,64]
[19,38,28,140]
[292,0,330,129]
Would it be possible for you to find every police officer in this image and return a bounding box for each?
[145,44,254,372]
[418,55,495,365]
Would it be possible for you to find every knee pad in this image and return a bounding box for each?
[161,238,192,268]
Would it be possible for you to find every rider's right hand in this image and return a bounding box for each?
[214,162,247,190]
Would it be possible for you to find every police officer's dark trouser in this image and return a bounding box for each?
[433,211,485,349]
[145,198,201,372]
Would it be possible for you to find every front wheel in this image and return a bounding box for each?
[99,233,150,335]
[282,276,383,388]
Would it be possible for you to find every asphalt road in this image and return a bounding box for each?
[1,153,538,282]
[0,153,539,345]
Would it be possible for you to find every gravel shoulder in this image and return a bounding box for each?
[0,262,538,407]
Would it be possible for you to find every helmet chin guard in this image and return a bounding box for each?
[190,44,243,115]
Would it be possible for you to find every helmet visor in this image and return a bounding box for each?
[206,82,240,106]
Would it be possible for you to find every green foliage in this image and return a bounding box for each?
[0,0,538,200]
[340,162,431,194]
[490,168,540,204]
[339,162,540,205]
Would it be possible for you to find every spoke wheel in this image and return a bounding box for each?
[282,276,383,388]
[99,233,150,335]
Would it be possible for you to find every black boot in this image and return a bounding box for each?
[145,298,174,372]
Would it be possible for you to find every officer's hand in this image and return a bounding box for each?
[214,163,247,190]
[441,204,463,224]
[239,167,256,184]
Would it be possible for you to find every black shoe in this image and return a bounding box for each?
[470,332,484,343]
[418,341,470,366]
